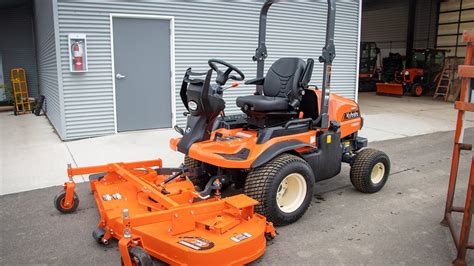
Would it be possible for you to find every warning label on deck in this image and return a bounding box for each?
[178,236,214,251]
[230,232,252,242]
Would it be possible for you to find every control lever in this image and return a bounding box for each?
[219,82,240,93]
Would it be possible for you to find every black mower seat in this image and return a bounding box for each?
[236,95,288,112]
[236,57,306,113]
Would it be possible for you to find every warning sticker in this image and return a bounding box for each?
[230,232,252,242]
[178,237,214,251]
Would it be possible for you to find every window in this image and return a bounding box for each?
[436,0,474,58]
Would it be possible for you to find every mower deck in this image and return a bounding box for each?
[57,159,275,265]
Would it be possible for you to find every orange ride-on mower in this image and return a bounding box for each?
[376,48,446,97]
[54,0,390,265]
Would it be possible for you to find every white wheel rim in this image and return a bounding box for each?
[371,162,385,184]
[276,173,307,213]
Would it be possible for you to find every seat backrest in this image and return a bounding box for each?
[263,58,306,98]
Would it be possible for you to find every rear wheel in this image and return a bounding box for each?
[350,148,390,193]
[244,153,314,226]
[410,83,423,96]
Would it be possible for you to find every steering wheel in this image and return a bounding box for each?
[208,59,245,86]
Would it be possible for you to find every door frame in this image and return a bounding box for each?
[109,13,176,133]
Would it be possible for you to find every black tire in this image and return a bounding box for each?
[350,148,390,193]
[53,190,79,213]
[244,153,315,226]
[410,83,423,97]
[184,155,210,190]
[121,246,153,266]
[92,227,108,245]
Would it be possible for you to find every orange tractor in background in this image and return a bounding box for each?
[53,0,391,265]
[376,48,446,96]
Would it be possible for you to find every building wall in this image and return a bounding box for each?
[34,0,63,134]
[362,0,438,59]
[0,3,39,98]
[56,1,360,140]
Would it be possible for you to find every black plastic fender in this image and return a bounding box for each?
[251,140,314,168]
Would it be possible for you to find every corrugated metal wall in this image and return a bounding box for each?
[362,0,438,58]
[56,0,360,140]
[0,4,39,98]
[34,0,62,133]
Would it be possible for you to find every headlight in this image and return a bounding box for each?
[405,71,410,75]
[188,101,198,111]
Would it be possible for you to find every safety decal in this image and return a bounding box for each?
[230,232,252,242]
[178,236,215,251]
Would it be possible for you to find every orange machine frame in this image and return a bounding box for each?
[170,89,363,169]
[62,159,275,265]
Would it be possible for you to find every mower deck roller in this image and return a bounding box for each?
[56,159,275,265]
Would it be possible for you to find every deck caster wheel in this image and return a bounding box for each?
[53,190,79,213]
[350,148,390,193]
[245,153,314,226]
[121,246,153,266]
[92,227,109,245]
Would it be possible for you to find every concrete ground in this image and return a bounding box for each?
[1,129,473,265]
[1,93,472,195]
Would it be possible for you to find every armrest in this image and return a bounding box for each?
[244,77,265,85]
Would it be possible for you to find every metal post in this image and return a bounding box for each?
[405,0,417,68]
[253,0,273,95]
[318,0,336,129]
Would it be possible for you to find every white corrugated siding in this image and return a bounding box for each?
[34,0,62,132]
[57,0,359,140]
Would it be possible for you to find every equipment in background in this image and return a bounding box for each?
[376,49,446,97]
[33,95,45,116]
[54,1,391,265]
[380,52,404,83]
[10,68,31,115]
[434,57,457,101]
[441,30,474,266]
[359,42,381,91]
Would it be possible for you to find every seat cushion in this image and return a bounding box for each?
[236,95,289,112]
[263,58,306,98]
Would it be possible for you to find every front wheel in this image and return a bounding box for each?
[410,83,423,97]
[350,148,390,193]
[244,154,315,226]
[184,156,209,190]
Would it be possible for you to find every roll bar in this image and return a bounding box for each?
[253,0,336,129]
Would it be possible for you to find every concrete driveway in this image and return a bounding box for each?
[1,93,473,195]
[1,129,473,265]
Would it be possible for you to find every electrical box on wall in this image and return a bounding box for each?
[68,33,88,73]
